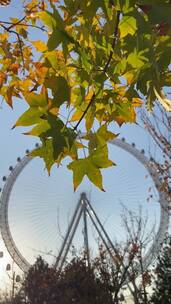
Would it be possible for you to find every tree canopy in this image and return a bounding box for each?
[150,236,171,304]
[0,0,171,190]
[21,256,115,304]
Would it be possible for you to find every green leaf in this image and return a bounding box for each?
[85,107,95,131]
[14,108,42,127]
[79,49,92,72]
[86,160,104,191]
[24,92,47,107]
[96,125,117,145]
[25,120,50,136]
[127,50,148,69]
[47,30,63,51]
[40,115,66,158]
[13,91,49,128]
[30,139,55,173]
[85,125,117,151]
[90,145,115,169]
[45,51,59,69]
[68,158,104,191]
[45,76,70,105]
[68,159,86,191]
[112,102,136,124]
[39,11,56,30]
[40,115,77,161]
[52,135,66,160]
[51,3,64,29]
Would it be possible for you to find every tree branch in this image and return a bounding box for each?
[73,10,121,131]
[73,93,96,131]
[0,20,46,32]
[103,10,121,73]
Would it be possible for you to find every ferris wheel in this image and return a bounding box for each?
[0,138,170,273]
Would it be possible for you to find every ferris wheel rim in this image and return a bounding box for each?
[0,138,169,272]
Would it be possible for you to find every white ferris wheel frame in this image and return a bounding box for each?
[0,138,170,272]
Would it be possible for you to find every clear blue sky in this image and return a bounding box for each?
[0,0,165,289]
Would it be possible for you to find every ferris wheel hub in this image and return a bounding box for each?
[80,192,87,199]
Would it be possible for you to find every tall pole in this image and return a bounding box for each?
[12,271,15,302]
[82,196,90,267]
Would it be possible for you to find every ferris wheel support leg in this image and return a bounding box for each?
[58,206,83,272]
[85,203,114,260]
[85,197,119,256]
[54,198,82,269]
[82,199,90,268]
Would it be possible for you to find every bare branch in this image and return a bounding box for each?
[0,20,46,32]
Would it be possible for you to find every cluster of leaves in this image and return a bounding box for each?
[0,0,171,190]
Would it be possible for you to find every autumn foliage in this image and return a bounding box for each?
[0,0,171,190]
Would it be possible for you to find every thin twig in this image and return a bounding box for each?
[73,93,96,131]
[0,20,46,32]
[7,15,26,30]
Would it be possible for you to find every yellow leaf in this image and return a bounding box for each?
[86,160,104,191]
[32,40,47,52]
[10,17,19,23]
[132,98,142,107]
[85,88,94,103]
[123,71,135,85]
[19,79,33,92]
[119,16,137,38]
[68,159,86,191]
[85,108,94,131]
[0,32,8,41]
[70,109,83,122]
[4,86,14,108]
[96,103,105,111]
[68,158,105,191]
[38,11,56,30]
